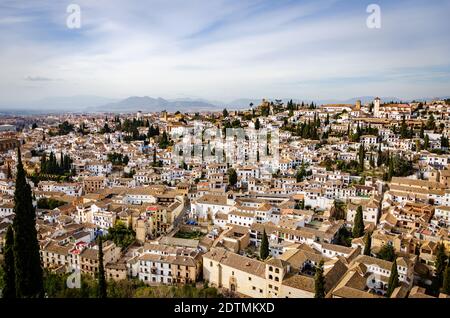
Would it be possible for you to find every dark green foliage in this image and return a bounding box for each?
[336,227,352,247]
[336,159,360,174]
[352,206,365,238]
[147,125,160,138]
[2,226,16,298]
[260,230,270,260]
[399,117,413,139]
[255,118,260,130]
[296,164,307,182]
[6,162,12,179]
[426,114,436,131]
[57,121,74,135]
[363,232,372,256]
[107,152,128,165]
[424,134,430,150]
[442,264,450,295]
[40,151,73,176]
[100,123,111,134]
[13,147,44,298]
[433,243,448,292]
[377,244,396,262]
[37,197,66,210]
[333,200,346,220]
[314,260,325,298]
[358,145,365,173]
[106,222,136,250]
[227,168,237,187]
[441,135,449,149]
[386,154,415,181]
[294,200,305,210]
[386,259,399,297]
[159,131,170,149]
[97,236,107,298]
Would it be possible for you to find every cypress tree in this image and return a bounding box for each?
[363,231,372,256]
[352,206,365,238]
[442,264,450,295]
[97,236,107,298]
[386,259,399,297]
[2,225,16,298]
[6,162,12,179]
[260,229,269,260]
[314,260,325,298]
[13,147,43,298]
[434,243,447,290]
[424,134,430,150]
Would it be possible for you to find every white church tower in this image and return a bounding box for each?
[373,97,381,117]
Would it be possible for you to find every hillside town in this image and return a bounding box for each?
[1,97,450,298]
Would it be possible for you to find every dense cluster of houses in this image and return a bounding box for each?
[0,97,449,298]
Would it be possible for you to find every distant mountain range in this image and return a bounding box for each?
[0,95,449,115]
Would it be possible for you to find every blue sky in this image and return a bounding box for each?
[0,0,449,104]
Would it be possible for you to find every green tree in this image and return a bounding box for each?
[424,134,430,150]
[314,260,325,298]
[260,230,269,260]
[400,117,409,139]
[106,221,136,250]
[296,164,307,182]
[352,206,365,238]
[13,147,44,298]
[363,232,372,256]
[377,244,396,262]
[358,144,365,173]
[386,259,399,297]
[159,131,169,149]
[442,264,450,295]
[333,200,346,220]
[97,236,107,298]
[441,135,449,149]
[222,108,229,118]
[255,118,260,130]
[434,243,448,290]
[426,114,436,131]
[227,168,237,187]
[2,226,16,298]
[6,163,12,179]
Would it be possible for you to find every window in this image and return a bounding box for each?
[210,261,213,267]
[248,277,252,281]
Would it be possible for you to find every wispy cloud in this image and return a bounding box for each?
[24,76,56,82]
[0,0,449,104]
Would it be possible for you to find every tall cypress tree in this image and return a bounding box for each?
[2,225,16,298]
[352,206,365,238]
[363,231,372,256]
[260,229,269,260]
[442,264,450,295]
[97,236,107,298]
[6,163,12,179]
[386,259,399,297]
[434,243,448,291]
[13,147,43,298]
[314,260,325,298]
